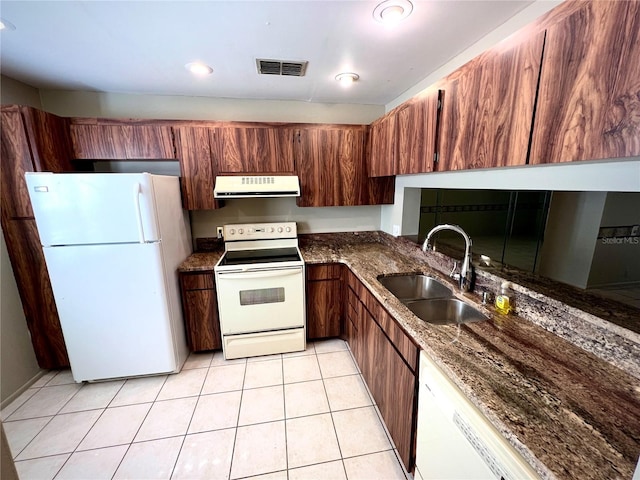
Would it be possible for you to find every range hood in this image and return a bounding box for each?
[214,175,301,198]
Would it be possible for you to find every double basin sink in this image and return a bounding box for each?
[378,274,488,325]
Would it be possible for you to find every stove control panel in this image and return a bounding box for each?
[223,222,297,241]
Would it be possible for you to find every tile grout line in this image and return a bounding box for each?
[282,351,289,480]
[314,345,350,480]
[13,372,107,472]
[227,356,248,480]
[107,372,171,479]
[168,359,213,479]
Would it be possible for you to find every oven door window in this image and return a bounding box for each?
[239,287,285,306]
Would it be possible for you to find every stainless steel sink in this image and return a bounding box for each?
[378,273,488,325]
[378,274,452,302]
[406,298,489,325]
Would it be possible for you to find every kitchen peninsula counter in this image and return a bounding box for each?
[179,231,640,480]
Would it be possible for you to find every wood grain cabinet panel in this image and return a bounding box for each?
[438,30,545,171]
[344,269,417,472]
[306,264,342,339]
[1,106,72,369]
[295,126,394,207]
[367,113,397,177]
[396,90,441,175]
[211,125,295,174]
[2,219,70,369]
[70,124,174,159]
[179,272,221,352]
[530,0,640,164]
[174,127,218,210]
[1,107,36,219]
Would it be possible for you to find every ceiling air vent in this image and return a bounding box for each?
[256,59,308,77]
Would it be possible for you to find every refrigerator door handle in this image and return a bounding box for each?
[133,182,145,243]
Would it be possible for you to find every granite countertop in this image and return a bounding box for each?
[179,232,640,480]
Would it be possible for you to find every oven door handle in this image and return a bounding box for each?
[217,267,303,280]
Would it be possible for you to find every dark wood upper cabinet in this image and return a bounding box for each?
[367,113,397,177]
[70,123,174,159]
[174,126,218,210]
[396,89,441,175]
[437,30,545,171]
[211,125,295,174]
[367,88,440,177]
[295,125,394,207]
[530,0,640,164]
[1,107,36,219]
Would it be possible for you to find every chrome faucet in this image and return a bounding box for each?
[422,224,473,292]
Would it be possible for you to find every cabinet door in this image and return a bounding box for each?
[21,107,74,174]
[396,90,441,175]
[438,31,545,171]
[211,125,295,174]
[295,126,364,206]
[180,273,221,351]
[530,1,640,164]
[295,126,394,207]
[357,296,416,471]
[71,124,174,159]
[367,113,397,177]
[1,218,70,368]
[1,107,36,219]
[174,127,217,210]
[306,264,342,339]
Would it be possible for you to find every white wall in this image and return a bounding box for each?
[588,193,640,287]
[0,76,43,403]
[0,74,42,108]
[538,192,607,289]
[192,197,381,238]
[39,90,383,124]
[1,230,42,403]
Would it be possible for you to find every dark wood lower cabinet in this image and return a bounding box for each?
[1,218,69,369]
[306,264,342,340]
[344,268,419,472]
[179,272,221,351]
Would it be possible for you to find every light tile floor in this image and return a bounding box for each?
[2,339,410,480]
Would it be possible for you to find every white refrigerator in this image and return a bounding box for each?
[25,172,192,382]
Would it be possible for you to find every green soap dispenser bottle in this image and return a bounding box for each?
[495,281,513,314]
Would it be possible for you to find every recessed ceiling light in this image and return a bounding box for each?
[373,0,413,24]
[185,61,213,76]
[0,18,16,31]
[335,72,359,87]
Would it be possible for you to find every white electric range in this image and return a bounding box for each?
[214,222,306,360]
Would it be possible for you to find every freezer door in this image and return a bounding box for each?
[26,172,162,246]
[43,242,180,382]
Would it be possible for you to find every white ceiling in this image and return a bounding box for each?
[0,1,534,106]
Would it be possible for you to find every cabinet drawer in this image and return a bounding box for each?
[307,263,342,281]
[181,273,214,290]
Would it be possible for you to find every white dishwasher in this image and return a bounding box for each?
[415,351,540,480]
